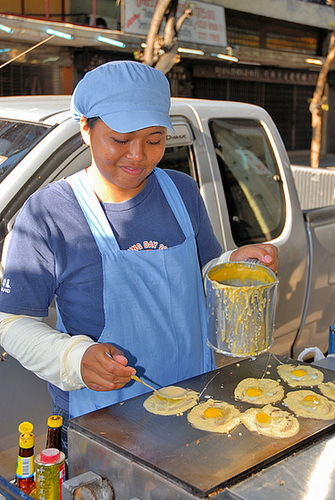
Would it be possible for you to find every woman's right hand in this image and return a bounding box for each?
[80,342,136,392]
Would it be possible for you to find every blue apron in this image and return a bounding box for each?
[63,168,213,418]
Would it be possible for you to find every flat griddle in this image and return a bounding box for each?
[69,354,335,497]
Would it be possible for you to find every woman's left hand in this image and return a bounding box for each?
[230,244,278,273]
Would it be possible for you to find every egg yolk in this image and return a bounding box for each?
[256,412,272,425]
[203,407,223,418]
[291,369,307,378]
[246,387,262,397]
[303,394,319,405]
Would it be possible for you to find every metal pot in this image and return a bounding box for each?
[206,262,278,357]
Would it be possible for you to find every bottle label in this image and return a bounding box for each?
[59,461,66,500]
[16,456,34,478]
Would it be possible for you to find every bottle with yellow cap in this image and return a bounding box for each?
[46,415,66,497]
[15,421,36,496]
[46,415,63,452]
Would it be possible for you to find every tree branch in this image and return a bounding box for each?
[163,0,178,47]
[143,0,173,66]
[176,7,193,33]
[138,0,193,74]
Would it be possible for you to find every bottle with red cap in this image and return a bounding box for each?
[35,447,65,500]
[15,421,36,496]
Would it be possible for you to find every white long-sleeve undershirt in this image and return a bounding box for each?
[0,250,234,391]
[0,313,94,391]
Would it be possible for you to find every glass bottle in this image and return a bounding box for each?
[15,421,36,496]
[46,415,63,452]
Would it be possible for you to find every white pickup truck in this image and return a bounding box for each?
[0,96,334,477]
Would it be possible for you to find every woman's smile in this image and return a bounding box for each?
[119,165,145,176]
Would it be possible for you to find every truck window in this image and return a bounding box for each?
[209,118,286,246]
[159,145,194,178]
[0,120,49,182]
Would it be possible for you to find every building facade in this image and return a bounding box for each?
[0,0,334,154]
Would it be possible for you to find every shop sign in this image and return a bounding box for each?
[194,65,319,86]
[123,0,227,46]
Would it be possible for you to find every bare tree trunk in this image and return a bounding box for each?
[143,0,173,67]
[151,0,180,74]
[136,0,192,75]
[309,1,335,168]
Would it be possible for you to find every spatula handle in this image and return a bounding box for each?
[131,375,156,392]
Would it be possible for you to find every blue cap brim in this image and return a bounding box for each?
[100,110,174,134]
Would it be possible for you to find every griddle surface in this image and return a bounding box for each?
[69,354,335,497]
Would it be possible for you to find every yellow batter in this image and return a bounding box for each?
[208,262,276,286]
[319,381,335,401]
[187,399,241,433]
[284,390,335,419]
[242,404,300,438]
[234,377,284,404]
[277,364,324,387]
[143,389,198,416]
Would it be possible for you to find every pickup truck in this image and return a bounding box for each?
[0,96,334,480]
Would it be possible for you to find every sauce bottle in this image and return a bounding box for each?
[15,421,36,496]
[45,415,65,497]
[46,415,63,452]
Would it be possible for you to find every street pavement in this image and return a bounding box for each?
[289,153,335,170]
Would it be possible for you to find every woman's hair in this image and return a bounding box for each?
[86,117,100,129]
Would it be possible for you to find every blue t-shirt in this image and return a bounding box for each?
[0,169,221,407]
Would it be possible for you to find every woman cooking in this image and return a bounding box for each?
[0,61,278,452]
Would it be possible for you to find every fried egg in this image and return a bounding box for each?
[242,404,300,438]
[277,364,324,387]
[187,399,241,433]
[234,377,284,405]
[143,389,198,416]
[319,381,335,401]
[284,390,335,419]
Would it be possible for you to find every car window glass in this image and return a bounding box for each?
[209,118,286,246]
[0,120,49,182]
[159,145,193,178]
[0,133,88,243]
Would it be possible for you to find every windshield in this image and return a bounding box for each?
[0,120,50,182]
